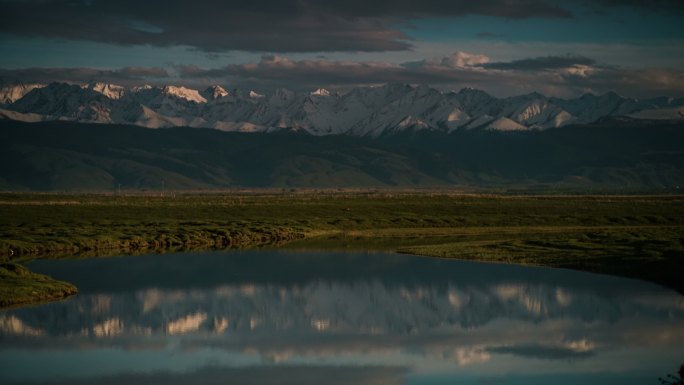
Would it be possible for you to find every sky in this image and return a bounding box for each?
[0,0,683,97]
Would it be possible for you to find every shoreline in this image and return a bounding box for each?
[3,232,682,309]
[0,263,78,308]
[2,193,683,308]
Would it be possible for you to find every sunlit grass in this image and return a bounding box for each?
[1,192,683,306]
[0,263,77,307]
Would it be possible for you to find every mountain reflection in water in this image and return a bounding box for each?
[1,251,683,385]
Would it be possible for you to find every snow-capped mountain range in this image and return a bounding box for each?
[1,82,683,136]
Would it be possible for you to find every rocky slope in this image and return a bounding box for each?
[1,82,682,136]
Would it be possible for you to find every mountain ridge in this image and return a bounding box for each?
[1,82,683,137]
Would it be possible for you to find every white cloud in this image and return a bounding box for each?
[441,51,491,68]
[561,64,596,78]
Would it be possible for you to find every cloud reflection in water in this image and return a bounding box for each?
[0,251,682,385]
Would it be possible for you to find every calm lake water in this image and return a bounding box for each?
[1,250,683,385]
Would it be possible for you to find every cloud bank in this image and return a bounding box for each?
[174,53,684,97]
[0,67,170,85]
[0,0,672,53]
[2,51,682,98]
[480,55,597,71]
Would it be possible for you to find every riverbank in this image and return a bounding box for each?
[0,263,77,307]
[1,192,683,307]
[282,225,684,294]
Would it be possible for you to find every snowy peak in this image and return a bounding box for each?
[248,90,264,99]
[131,84,153,93]
[162,86,207,103]
[310,88,331,97]
[9,82,118,123]
[2,82,683,135]
[0,83,45,105]
[202,85,229,101]
[485,117,529,131]
[87,82,125,100]
[456,87,492,98]
[452,87,496,110]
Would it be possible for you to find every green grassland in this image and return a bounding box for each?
[1,192,683,306]
[0,262,77,307]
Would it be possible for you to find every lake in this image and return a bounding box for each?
[1,250,683,385]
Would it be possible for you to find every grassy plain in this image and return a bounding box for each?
[1,191,683,306]
[0,262,77,307]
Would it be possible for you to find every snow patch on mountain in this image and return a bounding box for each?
[311,88,331,97]
[485,117,529,131]
[463,114,495,130]
[2,82,683,136]
[0,83,45,105]
[135,105,187,128]
[87,83,125,100]
[249,90,264,99]
[131,85,153,93]
[202,85,229,101]
[9,83,117,122]
[163,86,207,103]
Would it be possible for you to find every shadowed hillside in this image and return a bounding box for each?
[1,119,682,191]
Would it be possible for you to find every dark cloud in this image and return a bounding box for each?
[0,67,170,85]
[177,54,489,89]
[592,0,684,12]
[481,55,597,71]
[118,67,170,78]
[3,53,682,98]
[3,1,680,54]
[0,0,573,53]
[0,0,409,53]
[311,0,572,18]
[556,66,684,97]
[28,365,408,385]
[488,344,595,360]
[176,53,684,98]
